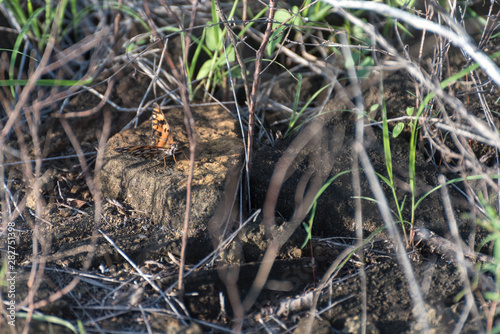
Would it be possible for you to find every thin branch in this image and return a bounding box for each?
[247,0,278,172]
[176,0,198,298]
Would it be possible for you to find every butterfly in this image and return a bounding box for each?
[115,103,178,165]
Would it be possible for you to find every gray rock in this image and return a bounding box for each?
[101,104,243,236]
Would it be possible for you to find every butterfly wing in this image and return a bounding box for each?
[115,146,163,160]
[114,103,178,163]
[151,103,175,148]
[114,144,178,160]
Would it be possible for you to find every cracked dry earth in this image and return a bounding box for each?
[8,54,500,332]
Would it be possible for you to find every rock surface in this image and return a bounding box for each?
[101,104,243,236]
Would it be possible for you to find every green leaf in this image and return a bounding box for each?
[356,56,374,79]
[484,292,500,301]
[392,122,405,138]
[291,6,304,26]
[406,106,415,116]
[267,9,293,56]
[196,59,214,81]
[274,9,293,26]
[205,23,222,52]
[309,3,332,22]
[216,45,235,64]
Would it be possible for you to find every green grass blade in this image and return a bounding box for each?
[285,82,333,137]
[106,1,150,31]
[409,50,500,224]
[414,174,500,210]
[301,201,317,248]
[0,78,93,86]
[4,0,28,27]
[306,170,352,215]
[290,73,303,126]
[9,6,45,96]
[381,93,393,185]
[17,312,81,334]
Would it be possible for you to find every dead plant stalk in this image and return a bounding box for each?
[177,0,198,298]
[247,0,278,172]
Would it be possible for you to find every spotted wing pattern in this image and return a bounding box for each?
[114,143,178,160]
[114,103,178,162]
[151,103,175,148]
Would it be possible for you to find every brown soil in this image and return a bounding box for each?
[7,65,497,333]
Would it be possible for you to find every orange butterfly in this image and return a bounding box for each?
[115,103,178,164]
